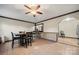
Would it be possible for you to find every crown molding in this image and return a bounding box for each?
[0,15,35,24]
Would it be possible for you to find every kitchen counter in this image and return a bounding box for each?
[40,32,58,42]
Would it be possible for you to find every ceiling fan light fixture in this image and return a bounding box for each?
[28,4,37,7]
[24,4,43,17]
[31,11,37,15]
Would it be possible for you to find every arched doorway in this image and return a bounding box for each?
[58,17,79,46]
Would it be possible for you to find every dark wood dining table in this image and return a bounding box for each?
[15,33,26,46]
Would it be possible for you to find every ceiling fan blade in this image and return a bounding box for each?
[33,15,36,17]
[24,5,32,10]
[37,11,43,14]
[36,5,40,10]
[25,12,30,14]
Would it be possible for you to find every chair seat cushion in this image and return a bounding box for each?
[14,36,20,39]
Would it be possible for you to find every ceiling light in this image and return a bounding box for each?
[31,11,37,15]
[63,17,76,21]
[24,4,43,17]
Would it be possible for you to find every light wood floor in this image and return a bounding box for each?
[58,37,79,46]
[0,39,79,55]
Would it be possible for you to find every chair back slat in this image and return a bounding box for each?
[11,32,14,39]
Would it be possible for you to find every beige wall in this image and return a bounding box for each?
[42,19,59,32]
[0,17,34,41]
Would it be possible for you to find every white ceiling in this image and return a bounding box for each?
[0,4,79,23]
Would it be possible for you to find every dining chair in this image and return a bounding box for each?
[25,32,33,47]
[11,32,20,48]
[0,37,2,44]
[24,36,28,48]
[28,32,33,46]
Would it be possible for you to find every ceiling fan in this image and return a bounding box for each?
[24,4,43,17]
